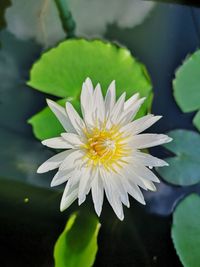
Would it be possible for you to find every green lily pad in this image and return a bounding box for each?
[54,211,100,267]
[172,194,200,267]
[156,130,200,186]
[193,110,200,132]
[28,39,152,140]
[173,50,200,131]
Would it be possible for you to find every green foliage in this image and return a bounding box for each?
[172,194,200,267]
[54,212,100,267]
[193,110,200,132]
[173,50,200,131]
[28,39,153,140]
[156,130,200,186]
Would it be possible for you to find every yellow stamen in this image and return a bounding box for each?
[82,125,130,171]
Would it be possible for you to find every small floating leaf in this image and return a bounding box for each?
[156,130,200,186]
[173,50,200,131]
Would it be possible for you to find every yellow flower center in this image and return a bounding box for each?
[83,126,130,172]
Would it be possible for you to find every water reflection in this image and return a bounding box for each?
[5,0,66,47]
[68,0,155,37]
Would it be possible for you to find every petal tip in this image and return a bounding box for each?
[118,214,124,221]
[78,197,85,206]
[95,207,102,217]
[60,201,66,212]
[41,140,47,146]
[96,211,101,217]
[140,97,146,102]
[164,136,173,144]
[50,180,56,187]
[164,161,169,166]
[46,98,54,106]
[37,165,44,174]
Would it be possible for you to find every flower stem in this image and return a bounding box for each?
[54,0,75,38]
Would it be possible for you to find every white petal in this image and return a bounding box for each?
[109,92,126,124]
[78,168,93,205]
[47,99,75,133]
[121,175,146,204]
[112,174,130,208]
[37,150,72,173]
[59,150,84,171]
[66,102,86,135]
[130,134,172,149]
[121,115,162,135]
[60,176,80,211]
[85,77,93,91]
[42,137,73,149]
[125,164,156,192]
[123,165,148,191]
[131,162,160,183]
[105,80,116,114]
[51,169,74,187]
[103,165,129,207]
[119,97,146,125]
[133,151,168,167]
[61,133,84,146]
[128,182,146,203]
[81,78,93,124]
[91,171,104,216]
[124,93,140,110]
[100,168,124,220]
[60,188,78,211]
[138,178,157,191]
[93,83,105,123]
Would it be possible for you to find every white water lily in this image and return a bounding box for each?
[37,78,172,220]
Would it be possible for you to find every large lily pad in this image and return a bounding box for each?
[54,212,100,267]
[172,194,200,267]
[173,50,200,131]
[28,39,152,140]
[156,130,200,186]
